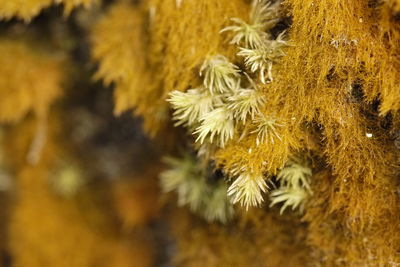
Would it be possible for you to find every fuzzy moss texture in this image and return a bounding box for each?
[0,0,399,266]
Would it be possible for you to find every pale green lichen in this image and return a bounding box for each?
[160,154,234,223]
[270,156,312,213]
[227,168,268,209]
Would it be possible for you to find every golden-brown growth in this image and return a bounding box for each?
[112,175,161,229]
[0,39,64,123]
[92,0,249,136]
[265,0,400,229]
[92,2,160,135]
[0,0,96,21]
[304,169,400,266]
[170,208,309,267]
[7,117,155,267]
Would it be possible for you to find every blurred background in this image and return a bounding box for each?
[0,3,173,266]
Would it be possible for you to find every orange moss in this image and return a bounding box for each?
[112,174,161,229]
[106,238,154,267]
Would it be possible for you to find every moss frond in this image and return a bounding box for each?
[0,0,96,21]
[0,39,64,123]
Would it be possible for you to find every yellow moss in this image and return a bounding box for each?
[304,169,400,266]
[0,0,97,21]
[262,0,400,228]
[170,208,309,267]
[92,0,249,136]
[215,105,303,176]
[9,165,154,267]
[273,0,400,115]
[238,0,400,263]
[92,2,163,135]
[145,0,248,93]
[318,98,398,230]
[9,167,105,267]
[62,0,96,15]
[394,0,400,11]
[0,39,64,123]
[88,0,400,263]
[7,117,155,267]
